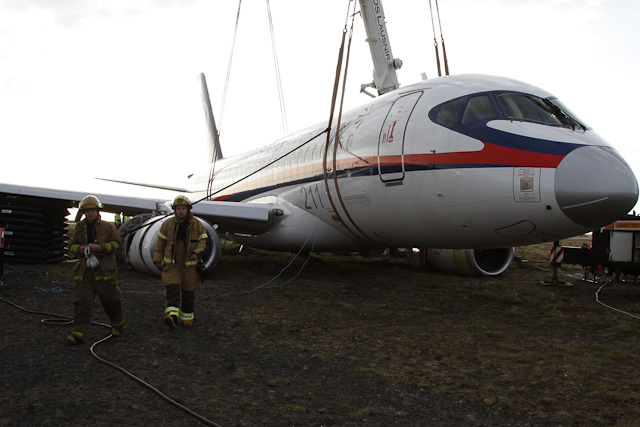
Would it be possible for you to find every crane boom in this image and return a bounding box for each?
[358,0,402,96]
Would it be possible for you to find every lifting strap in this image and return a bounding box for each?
[434,0,449,75]
[428,0,442,77]
[321,0,377,246]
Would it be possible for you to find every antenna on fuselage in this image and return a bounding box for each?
[358,0,403,97]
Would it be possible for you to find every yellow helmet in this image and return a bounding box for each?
[79,195,103,210]
[172,195,192,209]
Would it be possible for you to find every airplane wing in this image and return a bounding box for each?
[0,182,285,235]
[0,183,164,217]
[0,181,288,267]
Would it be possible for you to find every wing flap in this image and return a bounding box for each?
[191,200,286,235]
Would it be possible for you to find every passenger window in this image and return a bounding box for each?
[461,95,496,125]
[436,98,463,127]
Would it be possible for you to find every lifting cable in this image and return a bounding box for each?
[207,0,242,199]
[219,0,288,135]
[0,295,223,427]
[206,152,218,201]
[265,0,288,134]
[219,0,243,137]
[208,0,287,198]
[124,1,362,246]
[122,127,329,237]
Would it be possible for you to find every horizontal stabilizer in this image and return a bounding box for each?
[96,177,189,193]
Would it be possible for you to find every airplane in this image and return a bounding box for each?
[0,0,637,277]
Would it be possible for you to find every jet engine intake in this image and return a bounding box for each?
[119,214,221,276]
[408,247,515,276]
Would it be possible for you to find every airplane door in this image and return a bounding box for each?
[378,91,422,183]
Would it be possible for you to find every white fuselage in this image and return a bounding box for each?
[186,75,638,252]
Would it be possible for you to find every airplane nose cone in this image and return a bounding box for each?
[555,145,638,229]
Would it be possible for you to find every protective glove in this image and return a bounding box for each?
[197,259,207,282]
[85,245,100,269]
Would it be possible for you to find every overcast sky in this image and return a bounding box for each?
[1,0,639,208]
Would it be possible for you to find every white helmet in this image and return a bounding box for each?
[79,195,103,210]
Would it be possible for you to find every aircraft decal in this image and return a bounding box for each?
[452,124,584,157]
[403,141,565,170]
[210,138,566,203]
[513,167,541,203]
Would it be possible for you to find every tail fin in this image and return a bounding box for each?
[198,73,223,161]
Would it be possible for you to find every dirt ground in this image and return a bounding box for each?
[1,240,640,427]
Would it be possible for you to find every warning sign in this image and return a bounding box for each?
[550,246,565,265]
[514,168,541,202]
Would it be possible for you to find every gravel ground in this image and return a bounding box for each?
[1,244,640,426]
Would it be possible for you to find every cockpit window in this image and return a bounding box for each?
[495,92,588,130]
[546,97,589,131]
[495,92,562,125]
[430,91,589,131]
[461,95,496,125]
[436,98,463,127]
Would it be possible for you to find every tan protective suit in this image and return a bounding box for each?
[153,212,208,322]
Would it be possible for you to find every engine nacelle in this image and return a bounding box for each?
[408,247,515,276]
[119,214,221,276]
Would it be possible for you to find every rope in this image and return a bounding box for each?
[206,150,218,200]
[216,191,327,296]
[265,0,288,134]
[219,0,243,136]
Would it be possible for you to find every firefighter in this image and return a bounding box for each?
[153,195,208,328]
[67,195,125,345]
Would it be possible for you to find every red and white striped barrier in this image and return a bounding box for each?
[550,246,565,265]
